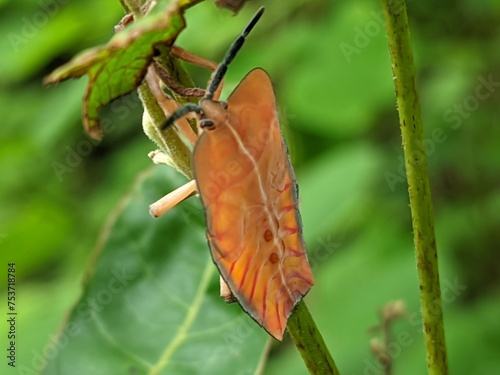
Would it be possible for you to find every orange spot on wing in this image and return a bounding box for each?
[263,229,273,242]
[269,252,279,264]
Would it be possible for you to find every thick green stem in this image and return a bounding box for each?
[287,301,340,375]
[379,1,449,374]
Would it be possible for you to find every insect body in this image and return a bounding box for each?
[163,7,314,340]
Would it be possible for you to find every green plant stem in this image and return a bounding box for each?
[379,1,449,374]
[287,301,340,375]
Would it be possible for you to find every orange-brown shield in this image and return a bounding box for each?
[193,68,314,340]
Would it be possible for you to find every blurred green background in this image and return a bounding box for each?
[1,0,499,374]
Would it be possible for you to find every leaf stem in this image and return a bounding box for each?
[287,301,340,375]
[379,1,449,374]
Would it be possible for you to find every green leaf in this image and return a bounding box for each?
[43,0,202,140]
[42,166,269,375]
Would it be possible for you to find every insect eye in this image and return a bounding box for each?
[200,119,215,129]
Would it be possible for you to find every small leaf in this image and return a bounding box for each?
[42,167,269,375]
[44,0,201,140]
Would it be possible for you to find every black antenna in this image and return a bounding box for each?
[205,6,265,100]
[162,103,203,129]
[161,7,265,130]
